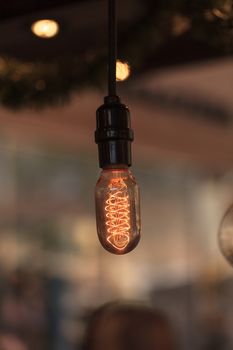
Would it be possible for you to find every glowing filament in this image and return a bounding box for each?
[105,178,130,250]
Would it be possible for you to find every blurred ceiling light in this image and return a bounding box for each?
[116,60,130,81]
[31,19,59,38]
[205,3,232,22]
[172,15,191,36]
[212,8,229,20]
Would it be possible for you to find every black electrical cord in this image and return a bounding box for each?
[95,0,133,169]
[108,0,117,97]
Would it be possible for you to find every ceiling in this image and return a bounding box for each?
[0,0,232,110]
[0,0,231,63]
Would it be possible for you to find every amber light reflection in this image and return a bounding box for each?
[105,177,130,250]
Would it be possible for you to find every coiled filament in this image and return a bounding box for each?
[105,178,130,250]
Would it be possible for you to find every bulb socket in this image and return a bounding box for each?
[95,96,134,168]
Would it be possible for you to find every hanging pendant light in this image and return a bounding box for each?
[94,0,141,255]
[218,204,233,267]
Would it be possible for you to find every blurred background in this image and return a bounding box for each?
[0,0,233,349]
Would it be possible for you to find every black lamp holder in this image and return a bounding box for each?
[95,0,133,169]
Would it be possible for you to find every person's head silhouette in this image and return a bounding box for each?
[83,302,176,350]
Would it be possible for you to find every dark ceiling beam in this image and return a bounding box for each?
[0,0,84,21]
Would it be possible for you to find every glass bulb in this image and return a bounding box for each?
[218,204,233,266]
[95,168,141,255]
[31,19,59,38]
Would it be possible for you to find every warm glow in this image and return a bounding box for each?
[212,8,229,20]
[105,178,130,250]
[172,15,191,36]
[95,169,140,255]
[31,19,59,38]
[116,60,130,81]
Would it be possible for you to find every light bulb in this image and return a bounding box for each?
[95,168,140,255]
[95,96,141,254]
[116,60,130,81]
[218,204,233,266]
[31,19,59,38]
